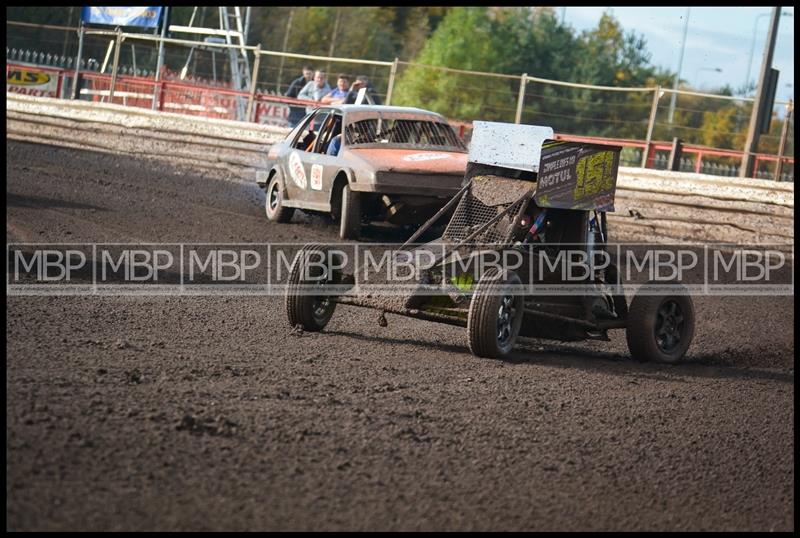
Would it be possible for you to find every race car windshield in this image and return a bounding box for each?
[344,117,467,152]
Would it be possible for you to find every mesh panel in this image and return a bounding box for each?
[344,117,465,151]
[442,176,533,245]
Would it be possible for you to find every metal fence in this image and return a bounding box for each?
[5,20,794,181]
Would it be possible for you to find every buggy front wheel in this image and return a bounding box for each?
[285,244,338,331]
[467,268,524,359]
[626,281,695,364]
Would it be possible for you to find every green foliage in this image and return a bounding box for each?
[392,7,520,121]
[8,7,788,158]
[392,8,667,137]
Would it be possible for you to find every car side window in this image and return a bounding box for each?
[313,113,343,154]
[292,111,330,152]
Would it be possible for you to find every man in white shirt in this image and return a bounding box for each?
[297,70,332,114]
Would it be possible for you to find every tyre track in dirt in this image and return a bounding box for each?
[6,141,794,531]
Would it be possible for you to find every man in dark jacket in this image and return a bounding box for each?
[285,65,314,128]
[344,76,382,105]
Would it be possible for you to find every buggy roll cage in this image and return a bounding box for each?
[399,121,623,268]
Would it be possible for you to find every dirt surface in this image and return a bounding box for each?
[6,141,795,531]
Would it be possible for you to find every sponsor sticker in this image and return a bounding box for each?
[288,151,306,189]
[402,153,451,162]
[310,164,323,191]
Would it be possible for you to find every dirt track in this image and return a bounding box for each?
[6,141,795,531]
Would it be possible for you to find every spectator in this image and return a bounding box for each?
[321,74,350,105]
[285,65,314,128]
[297,70,331,114]
[344,75,382,105]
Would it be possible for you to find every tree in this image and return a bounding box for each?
[393,7,581,122]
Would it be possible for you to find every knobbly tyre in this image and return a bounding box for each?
[285,121,695,363]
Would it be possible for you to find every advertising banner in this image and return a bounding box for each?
[81,6,163,28]
[6,64,61,98]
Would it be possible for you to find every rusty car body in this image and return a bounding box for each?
[259,104,469,239]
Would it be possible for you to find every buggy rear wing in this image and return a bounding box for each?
[468,121,622,212]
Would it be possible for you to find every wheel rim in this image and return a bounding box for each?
[312,296,332,323]
[311,271,333,324]
[655,299,685,353]
[496,294,517,349]
[267,180,280,214]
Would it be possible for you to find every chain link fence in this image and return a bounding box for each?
[6,20,794,181]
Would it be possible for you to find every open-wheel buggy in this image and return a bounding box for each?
[285,121,695,363]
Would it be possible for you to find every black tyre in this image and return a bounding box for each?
[626,282,695,364]
[605,263,628,319]
[265,170,295,223]
[286,244,337,331]
[467,267,524,358]
[339,184,361,240]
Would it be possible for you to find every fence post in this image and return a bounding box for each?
[152,6,169,110]
[667,137,683,171]
[694,151,703,174]
[641,86,661,168]
[108,28,123,103]
[774,100,793,181]
[385,57,398,106]
[71,21,85,99]
[515,73,527,124]
[246,45,261,123]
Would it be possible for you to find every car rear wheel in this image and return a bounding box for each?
[339,184,361,240]
[265,170,295,223]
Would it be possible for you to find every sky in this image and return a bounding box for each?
[560,6,795,105]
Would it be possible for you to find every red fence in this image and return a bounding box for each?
[450,122,794,179]
[7,62,794,180]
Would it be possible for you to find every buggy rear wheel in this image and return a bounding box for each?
[467,267,524,359]
[626,281,695,364]
[286,244,338,331]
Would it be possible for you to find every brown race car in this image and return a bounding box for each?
[259,105,469,239]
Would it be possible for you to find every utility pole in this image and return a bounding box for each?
[62,6,74,58]
[667,7,690,124]
[276,7,295,92]
[740,6,782,178]
[327,8,342,74]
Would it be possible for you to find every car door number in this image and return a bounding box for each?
[289,151,307,189]
[310,164,323,191]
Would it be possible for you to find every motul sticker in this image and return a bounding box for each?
[310,164,323,191]
[288,151,306,189]
[402,153,451,162]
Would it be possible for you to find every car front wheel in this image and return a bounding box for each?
[339,184,361,240]
[265,170,295,223]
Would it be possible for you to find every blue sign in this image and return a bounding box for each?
[81,6,163,28]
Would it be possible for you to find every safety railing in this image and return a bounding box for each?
[6,35,794,180]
